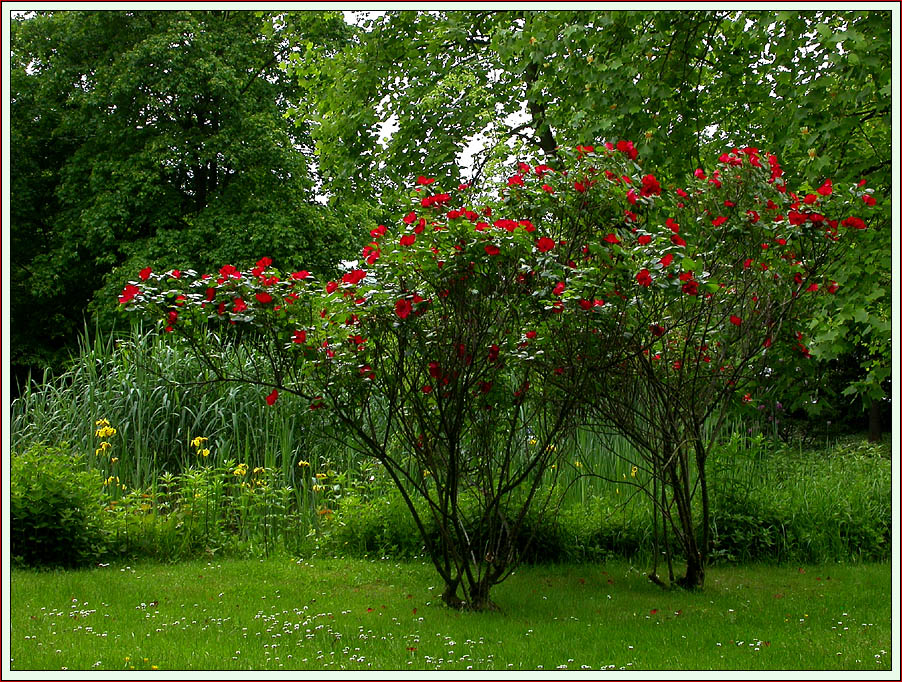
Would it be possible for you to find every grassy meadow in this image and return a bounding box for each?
[9,558,893,672]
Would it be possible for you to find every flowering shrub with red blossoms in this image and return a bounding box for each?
[497,144,873,589]
[121,141,874,600]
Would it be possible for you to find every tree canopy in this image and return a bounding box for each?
[9,9,892,432]
[10,10,354,378]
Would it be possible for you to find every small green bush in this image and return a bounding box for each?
[709,435,892,564]
[325,491,656,565]
[710,490,790,563]
[326,492,432,558]
[10,444,108,567]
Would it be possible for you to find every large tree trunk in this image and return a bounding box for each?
[679,551,705,590]
[868,395,883,443]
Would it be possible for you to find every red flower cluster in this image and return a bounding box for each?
[640,174,661,197]
[614,140,638,160]
[536,237,555,253]
[395,298,412,319]
[119,284,140,304]
[341,269,367,285]
[421,193,451,208]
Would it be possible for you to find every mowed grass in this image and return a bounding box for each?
[9,558,892,672]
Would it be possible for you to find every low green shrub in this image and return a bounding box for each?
[324,492,432,558]
[324,491,656,564]
[709,435,892,564]
[10,444,109,567]
[10,431,888,567]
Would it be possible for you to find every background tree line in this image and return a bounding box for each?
[9,9,892,436]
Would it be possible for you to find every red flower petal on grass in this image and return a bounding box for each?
[484,244,500,256]
[603,233,621,244]
[730,315,742,326]
[541,183,555,194]
[265,389,279,406]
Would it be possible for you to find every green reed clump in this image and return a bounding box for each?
[11,325,375,493]
[708,434,891,564]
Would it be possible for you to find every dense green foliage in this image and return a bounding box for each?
[10,444,109,567]
[331,436,891,566]
[10,353,892,569]
[289,11,890,188]
[11,10,891,429]
[9,10,355,380]
[286,9,891,429]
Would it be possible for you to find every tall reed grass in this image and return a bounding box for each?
[11,325,371,491]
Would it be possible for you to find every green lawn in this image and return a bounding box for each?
[8,558,893,672]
